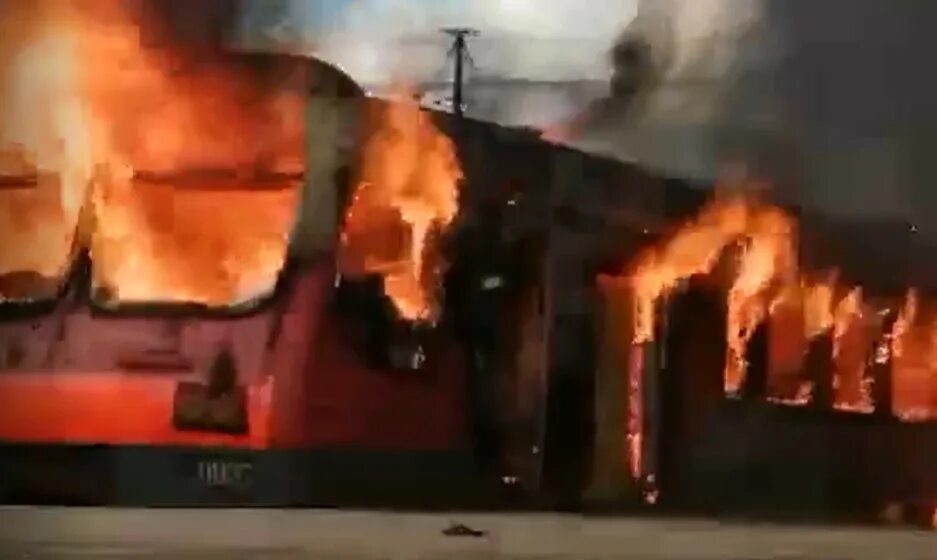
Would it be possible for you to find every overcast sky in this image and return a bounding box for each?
[239,0,638,85]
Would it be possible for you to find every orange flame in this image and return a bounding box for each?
[802,277,836,338]
[76,2,306,177]
[0,1,306,305]
[620,188,934,420]
[630,198,751,343]
[725,207,796,393]
[0,3,92,297]
[89,175,299,306]
[607,187,936,507]
[626,343,644,481]
[628,195,798,393]
[831,287,874,412]
[890,290,937,421]
[339,89,462,323]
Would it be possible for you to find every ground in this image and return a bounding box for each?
[0,508,934,559]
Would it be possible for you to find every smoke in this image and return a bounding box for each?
[568,0,779,179]
[569,0,937,254]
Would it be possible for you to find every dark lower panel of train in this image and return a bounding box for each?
[1,413,932,522]
[0,444,519,509]
[670,284,932,516]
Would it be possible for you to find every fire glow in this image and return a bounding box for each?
[0,2,92,296]
[622,191,937,474]
[339,90,462,323]
[0,1,306,306]
[612,190,937,481]
[624,193,936,419]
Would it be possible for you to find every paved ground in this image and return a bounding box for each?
[0,508,934,559]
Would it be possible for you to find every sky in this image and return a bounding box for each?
[238,0,638,86]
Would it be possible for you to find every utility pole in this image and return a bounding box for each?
[442,28,478,118]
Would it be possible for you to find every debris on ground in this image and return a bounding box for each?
[442,522,487,537]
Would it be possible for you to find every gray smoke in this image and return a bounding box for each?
[575,0,937,244]
[571,0,777,180]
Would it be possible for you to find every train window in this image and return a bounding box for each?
[73,47,309,311]
[88,171,301,310]
[0,172,82,303]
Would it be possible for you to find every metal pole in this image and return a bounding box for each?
[442,28,478,118]
[453,33,465,118]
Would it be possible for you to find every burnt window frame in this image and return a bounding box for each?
[84,167,304,318]
[0,53,323,320]
[83,254,301,321]
[0,218,85,322]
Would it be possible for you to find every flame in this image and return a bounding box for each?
[0,2,306,306]
[90,175,299,306]
[75,3,305,176]
[724,206,795,393]
[628,195,798,393]
[802,277,836,338]
[891,290,918,361]
[766,289,811,401]
[339,88,462,322]
[0,3,93,297]
[618,187,934,420]
[630,198,751,343]
[609,185,935,504]
[890,290,937,421]
[831,287,874,412]
[626,343,644,480]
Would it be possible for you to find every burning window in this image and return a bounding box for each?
[618,190,936,421]
[339,93,463,324]
[89,173,300,308]
[0,170,82,302]
[0,1,307,308]
[0,3,93,302]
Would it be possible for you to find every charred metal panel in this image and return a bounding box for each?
[799,214,914,297]
[805,332,835,410]
[588,282,635,502]
[679,405,937,518]
[658,278,728,505]
[500,281,549,495]
[740,321,770,400]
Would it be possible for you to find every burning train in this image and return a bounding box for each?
[0,0,546,506]
[0,1,932,527]
[591,196,937,527]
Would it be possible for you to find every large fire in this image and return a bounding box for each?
[0,1,306,306]
[624,191,936,419]
[339,90,462,323]
[0,3,92,298]
[611,187,936,497]
[629,195,795,392]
